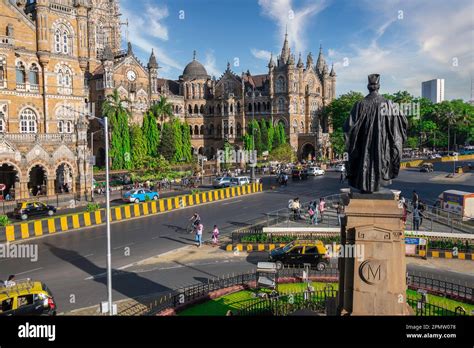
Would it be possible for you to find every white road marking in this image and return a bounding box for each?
[16,267,43,276]
[222,200,243,205]
[113,242,135,250]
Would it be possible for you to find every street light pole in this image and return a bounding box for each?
[104,115,113,316]
[90,131,94,202]
[251,88,256,183]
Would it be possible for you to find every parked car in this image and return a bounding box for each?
[268,240,329,271]
[335,164,346,172]
[13,202,57,221]
[291,169,309,180]
[308,167,325,176]
[213,177,234,188]
[230,176,251,186]
[0,279,57,316]
[122,189,159,203]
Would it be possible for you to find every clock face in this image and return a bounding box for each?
[127,70,137,81]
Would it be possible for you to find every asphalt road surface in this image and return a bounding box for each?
[1,162,473,312]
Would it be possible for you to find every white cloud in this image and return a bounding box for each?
[331,0,473,100]
[203,50,221,78]
[251,48,272,61]
[121,1,182,72]
[258,0,328,54]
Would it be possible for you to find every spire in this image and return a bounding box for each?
[268,52,275,69]
[288,54,295,66]
[226,61,231,73]
[297,53,304,68]
[127,42,133,55]
[280,28,290,64]
[316,44,326,74]
[193,50,196,61]
[306,52,314,68]
[330,63,336,77]
[148,49,158,69]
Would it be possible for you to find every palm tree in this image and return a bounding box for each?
[102,89,129,119]
[150,96,173,123]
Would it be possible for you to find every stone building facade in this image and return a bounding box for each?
[0,0,336,200]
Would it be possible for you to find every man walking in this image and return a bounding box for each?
[412,204,422,231]
[195,222,203,247]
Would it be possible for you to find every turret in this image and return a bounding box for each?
[316,45,326,74]
[297,53,304,68]
[330,63,336,77]
[306,52,314,69]
[268,53,275,69]
[148,49,159,95]
[280,29,290,65]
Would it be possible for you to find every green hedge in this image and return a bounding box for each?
[239,233,341,244]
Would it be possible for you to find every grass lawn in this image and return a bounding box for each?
[179,282,472,316]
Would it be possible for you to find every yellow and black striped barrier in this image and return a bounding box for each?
[1,183,263,243]
[400,154,474,169]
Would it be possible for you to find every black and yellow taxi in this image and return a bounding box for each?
[269,240,329,271]
[13,201,57,221]
[0,279,57,316]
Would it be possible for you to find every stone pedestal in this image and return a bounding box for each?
[342,193,412,315]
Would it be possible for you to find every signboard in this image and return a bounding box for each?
[405,238,427,246]
[443,192,463,215]
[405,244,417,255]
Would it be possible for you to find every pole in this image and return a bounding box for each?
[251,88,255,183]
[104,116,113,315]
[91,132,94,202]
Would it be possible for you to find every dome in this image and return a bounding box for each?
[181,59,210,80]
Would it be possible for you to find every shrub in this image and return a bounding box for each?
[86,203,101,212]
[0,215,11,227]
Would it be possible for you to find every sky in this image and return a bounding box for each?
[119,0,474,101]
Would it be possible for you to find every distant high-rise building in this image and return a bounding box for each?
[421,79,445,103]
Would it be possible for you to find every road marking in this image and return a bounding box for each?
[16,267,43,276]
[222,200,243,205]
[113,242,135,250]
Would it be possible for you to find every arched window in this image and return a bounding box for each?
[217,124,222,137]
[188,105,192,114]
[20,108,37,133]
[301,121,304,132]
[200,125,205,135]
[56,105,74,133]
[0,57,6,86]
[194,125,199,135]
[29,64,39,86]
[257,102,261,112]
[278,98,285,112]
[0,104,6,133]
[209,124,214,135]
[230,126,233,135]
[200,105,204,114]
[217,104,222,114]
[230,104,233,113]
[276,76,285,93]
[57,65,72,95]
[237,123,242,137]
[237,102,241,113]
[16,62,26,84]
[189,125,193,135]
[194,105,199,114]
[54,25,70,55]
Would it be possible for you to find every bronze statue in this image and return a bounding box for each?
[343,74,408,193]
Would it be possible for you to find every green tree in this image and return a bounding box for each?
[102,89,131,170]
[269,143,296,163]
[181,122,193,162]
[130,125,147,169]
[172,118,184,163]
[150,95,174,122]
[323,91,364,131]
[330,131,345,158]
[158,122,175,161]
[260,119,269,153]
[267,121,275,152]
[277,123,287,145]
[142,111,160,157]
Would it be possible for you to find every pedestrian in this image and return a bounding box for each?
[340,170,345,183]
[412,204,422,231]
[336,204,344,226]
[402,202,408,224]
[4,275,16,287]
[318,198,326,222]
[195,223,203,247]
[412,190,419,206]
[292,198,301,220]
[212,225,219,246]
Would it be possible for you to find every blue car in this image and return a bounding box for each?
[123,189,159,203]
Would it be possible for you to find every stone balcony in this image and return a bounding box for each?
[2,133,77,144]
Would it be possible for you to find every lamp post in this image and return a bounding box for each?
[250,87,256,183]
[89,114,113,316]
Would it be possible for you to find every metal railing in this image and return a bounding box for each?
[407,273,473,303]
[407,296,468,316]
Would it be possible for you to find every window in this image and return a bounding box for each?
[16,62,26,84]
[305,246,318,254]
[54,25,70,55]
[20,108,37,133]
[29,64,39,86]
[0,118,4,133]
[276,76,285,93]
[278,98,285,112]
[57,66,72,95]
[0,57,6,86]
[58,120,73,134]
[289,246,304,255]
[0,104,6,133]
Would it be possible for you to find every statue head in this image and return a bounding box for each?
[367,74,380,93]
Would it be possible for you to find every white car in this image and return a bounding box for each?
[308,167,325,176]
[335,164,346,172]
[231,176,251,186]
[213,177,233,188]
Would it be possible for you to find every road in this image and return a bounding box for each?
[1,163,473,312]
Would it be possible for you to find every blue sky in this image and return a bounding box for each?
[120,0,473,100]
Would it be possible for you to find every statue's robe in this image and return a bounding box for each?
[343,93,408,193]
